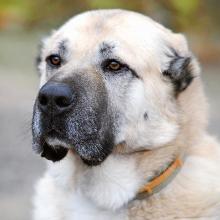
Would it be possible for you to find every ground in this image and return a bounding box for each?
[0,31,219,220]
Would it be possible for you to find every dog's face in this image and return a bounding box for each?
[32,10,196,166]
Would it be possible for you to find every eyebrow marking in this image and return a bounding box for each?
[57,39,69,57]
[99,41,141,79]
[99,42,115,56]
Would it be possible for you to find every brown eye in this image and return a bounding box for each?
[108,61,121,71]
[46,55,61,67]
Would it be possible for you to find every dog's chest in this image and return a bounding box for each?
[64,191,126,220]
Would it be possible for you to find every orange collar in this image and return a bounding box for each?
[137,156,183,199]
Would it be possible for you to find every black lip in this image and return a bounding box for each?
[41,142,68,162]
[81,157,103,166]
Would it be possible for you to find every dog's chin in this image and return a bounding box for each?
[73,141,112,166]
[81,158,103,166]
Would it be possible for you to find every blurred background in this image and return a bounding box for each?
[0,0,219,219]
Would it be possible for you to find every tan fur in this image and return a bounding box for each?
[33,9,220,220]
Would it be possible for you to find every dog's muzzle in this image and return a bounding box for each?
[32,78,114,166]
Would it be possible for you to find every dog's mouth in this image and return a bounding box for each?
[38,130,70,162]
[37,135,113,166]
[36,130,105,165]
[32,115,114,165]
[41,141,69,162]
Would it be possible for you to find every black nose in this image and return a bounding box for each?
[38,82,74,115]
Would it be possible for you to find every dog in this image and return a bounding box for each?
[32,9,220,220]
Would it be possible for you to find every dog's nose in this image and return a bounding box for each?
[38,82,74,115]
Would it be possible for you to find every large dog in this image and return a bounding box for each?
[32,9,220,219]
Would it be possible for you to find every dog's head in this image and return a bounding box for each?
[32,9,205,166]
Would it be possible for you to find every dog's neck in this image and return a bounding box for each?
[48,144,184,212]
[136,154,183,199]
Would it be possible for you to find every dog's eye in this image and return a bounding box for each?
[108,61,121,71]
[105,60,124,72]
[46,55,61,67]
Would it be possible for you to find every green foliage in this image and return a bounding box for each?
[170,0,199,15]
[0,0,219,34]
[88,0,124,8]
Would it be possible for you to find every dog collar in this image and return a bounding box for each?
[136,156,183,199]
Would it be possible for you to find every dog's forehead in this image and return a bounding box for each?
[44,10,177,73]
[51,10,169,47]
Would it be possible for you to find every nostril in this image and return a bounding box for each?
[39,94,48,106]
[37,82,74,114]
[55,96,72,108]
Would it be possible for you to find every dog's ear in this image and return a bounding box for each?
[35,41,43,76]
[163,34,199,95]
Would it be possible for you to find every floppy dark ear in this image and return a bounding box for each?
[163,49,194,94]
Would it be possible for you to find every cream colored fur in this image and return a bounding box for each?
[33,9,220,220]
